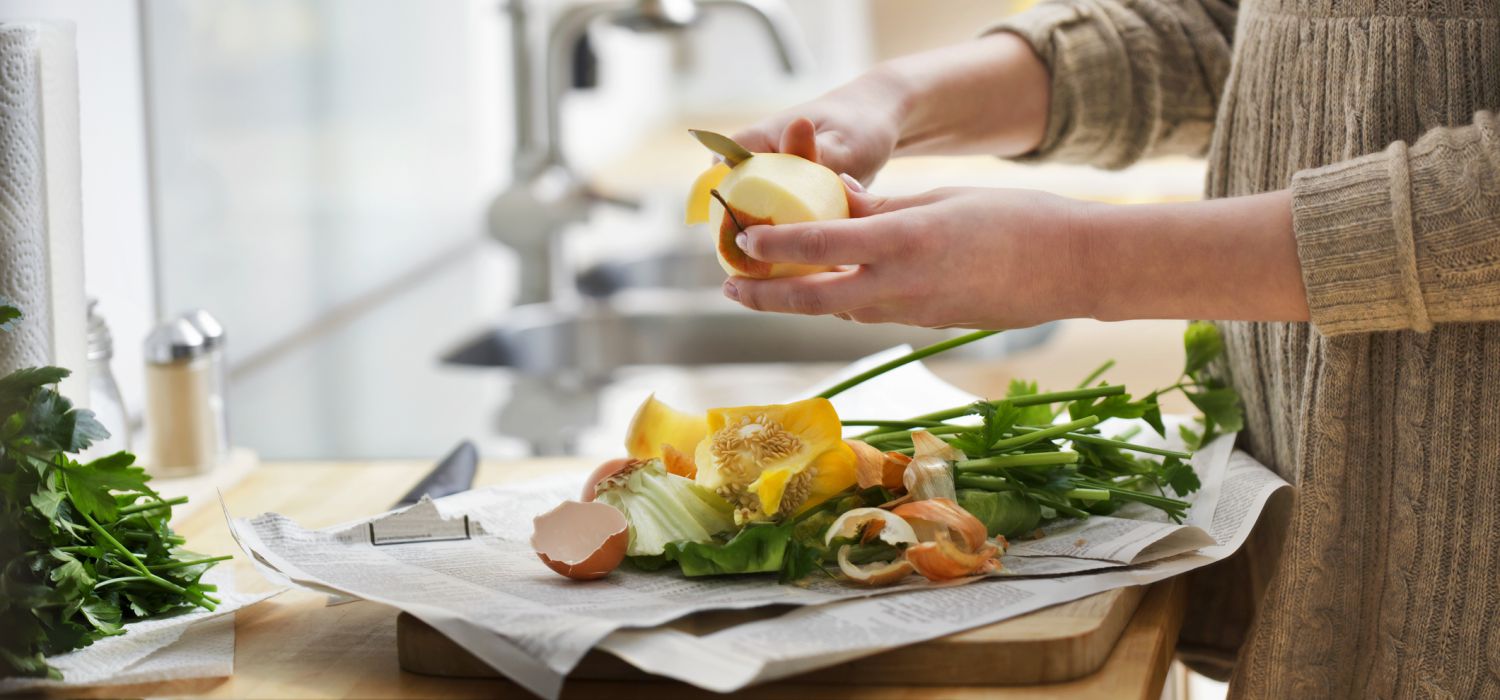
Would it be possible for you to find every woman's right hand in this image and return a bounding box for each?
[730,69,910,185]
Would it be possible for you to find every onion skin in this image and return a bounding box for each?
[892,498,988,552]
[905,533,1001,581]
[581,458,635,502]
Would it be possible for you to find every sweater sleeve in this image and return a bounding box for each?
[989,0,1237,169]
[1292,111,1500,336]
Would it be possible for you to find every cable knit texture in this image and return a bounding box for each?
[999,0,1500,698]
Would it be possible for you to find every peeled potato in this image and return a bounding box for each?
[686,152,849,280]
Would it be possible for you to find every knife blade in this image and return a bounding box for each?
[393,440,479,508]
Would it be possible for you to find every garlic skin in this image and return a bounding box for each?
[837,546,915,587]
[904,430,962,502]
[823,508,918,547]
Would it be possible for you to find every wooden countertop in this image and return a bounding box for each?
[57,319,1193,698]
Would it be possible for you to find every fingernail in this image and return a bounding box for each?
[722,280,740,301]
[735,232,748,251]
[839,173,865,193]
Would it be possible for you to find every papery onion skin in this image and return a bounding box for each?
[904,532,1001,581]
[892,498,988,552]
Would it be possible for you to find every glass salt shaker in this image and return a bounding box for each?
[81,299,131,460]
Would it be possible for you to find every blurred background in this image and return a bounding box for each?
[3,0,1202,462]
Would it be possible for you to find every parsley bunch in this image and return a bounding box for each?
[0,298,227,679]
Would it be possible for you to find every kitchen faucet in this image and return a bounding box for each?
[488,0,809,305]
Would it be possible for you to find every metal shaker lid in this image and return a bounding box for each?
[181,309,225,349]
[144,317,208,364]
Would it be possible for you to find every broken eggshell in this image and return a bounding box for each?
[531,500,629,580]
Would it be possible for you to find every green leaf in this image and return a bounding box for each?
[957,489,1040,538]
[0,295,20,332]
[0,367,70,400]
[30,488,65,520]
[63,453,148,521]
[1140,391,1165,438]
[660,523,794,577]
[1186,388,1244,434]
[1178,423,1203,450]
[1183,322,1225,377]
[78,597,123,635]
[1160,456,1201,496]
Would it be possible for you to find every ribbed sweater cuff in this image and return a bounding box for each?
[1291,142,1433,336]
[988,2,1131,166]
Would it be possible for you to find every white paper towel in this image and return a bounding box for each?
[0,21,87,405]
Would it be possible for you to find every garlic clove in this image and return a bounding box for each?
[531,501,629,580]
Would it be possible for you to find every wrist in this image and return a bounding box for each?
[1066,198,1118,321]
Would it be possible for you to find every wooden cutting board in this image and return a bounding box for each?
[397,584,1145,686]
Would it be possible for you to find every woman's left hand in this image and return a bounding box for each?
[723,178,1100,330]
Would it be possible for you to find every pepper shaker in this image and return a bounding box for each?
[181,309,229,461]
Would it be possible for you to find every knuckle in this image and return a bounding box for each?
[786,286,826,315]
[797,228,829,262]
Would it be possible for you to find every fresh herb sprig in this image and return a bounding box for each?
[837,323,1241,536]
[0,297,225,679]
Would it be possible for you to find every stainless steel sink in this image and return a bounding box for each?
[576,248,726,297]
[444,289,1055,377]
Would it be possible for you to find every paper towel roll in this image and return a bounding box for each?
[0,21,87,405]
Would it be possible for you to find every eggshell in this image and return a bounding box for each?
[581,458,635,502]
[531,501,629,580]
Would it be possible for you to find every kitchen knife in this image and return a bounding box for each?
[393,440,479,508]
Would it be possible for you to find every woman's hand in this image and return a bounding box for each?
[722,179,1099,330]
[731,77,906,185]
[722,180,1311,328]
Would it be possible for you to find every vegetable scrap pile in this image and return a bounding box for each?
[532,323,1242,587]
[0,298,227,679]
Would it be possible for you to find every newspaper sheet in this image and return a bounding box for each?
[227,350,1289,698]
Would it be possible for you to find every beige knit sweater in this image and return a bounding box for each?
[998,1,1500,697]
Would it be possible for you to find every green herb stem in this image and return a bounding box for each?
[988,416,1100,452]
[77,509,215,610]
[956,451,1080,470]
[148,555,233,571]
[1011,426,1193,459]
[839,419,945,430]
[816,330,1001,400]
[116,496,188,516]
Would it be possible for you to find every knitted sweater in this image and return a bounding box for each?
[998,1,1500,697]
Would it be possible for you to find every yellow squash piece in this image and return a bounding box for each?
[693,397,856,523]
[625,394,709,475]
